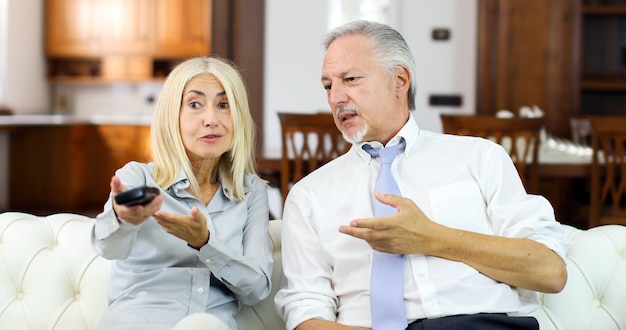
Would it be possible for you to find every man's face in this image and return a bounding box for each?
[321,34,409,144]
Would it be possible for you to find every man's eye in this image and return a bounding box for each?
[346,77,357,82]
[323,84,332,91]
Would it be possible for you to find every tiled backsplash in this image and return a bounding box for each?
[51,83,163,117]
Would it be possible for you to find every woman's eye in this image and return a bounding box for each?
[217,102,229,110]
[189,101,202,109]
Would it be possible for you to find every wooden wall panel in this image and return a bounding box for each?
[477,0,580,138]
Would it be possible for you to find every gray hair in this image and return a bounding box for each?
[322,20,417,110]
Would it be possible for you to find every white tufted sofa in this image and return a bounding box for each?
[0,212,625,330]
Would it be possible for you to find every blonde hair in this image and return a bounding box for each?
[150,56,257,201]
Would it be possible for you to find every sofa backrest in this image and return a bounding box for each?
[0,212,285,330]
[1,212,625,330]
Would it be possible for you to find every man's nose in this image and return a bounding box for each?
[328,84,348,106]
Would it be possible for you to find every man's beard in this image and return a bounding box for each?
[337,106,369,144]
[343,125,368,144]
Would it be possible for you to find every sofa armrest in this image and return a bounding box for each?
[236,219,285,329]
[534,224,626,330]
[0,212,110,329]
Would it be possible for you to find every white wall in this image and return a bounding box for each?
[58,83,162,117]
[0,0,6,104]
[394,0,477,122]
[263,0,331,159]
[0,0,49,210]
[1,0,48,114]
[263,0,477,159]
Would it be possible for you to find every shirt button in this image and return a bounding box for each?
[197,288,204,294]
[204,258,212,263]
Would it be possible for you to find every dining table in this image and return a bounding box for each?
[536,136,592,229]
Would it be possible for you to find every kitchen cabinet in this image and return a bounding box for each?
[95,125,151,178]
[45,0,212,81]
[96,0,153,55]
[153,0,212,58]
[45,0,152,57]
[101,56,153,81]
[45,0,99,57]
[9,125,96,212]
[8,124,151,213]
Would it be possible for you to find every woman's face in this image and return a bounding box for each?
[179,74,234,164]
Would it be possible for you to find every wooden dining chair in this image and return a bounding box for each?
[587,116,626,227]
[440,114,545,193]
[278,112,350,202]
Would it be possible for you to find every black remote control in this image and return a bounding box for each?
[114,186,160,206]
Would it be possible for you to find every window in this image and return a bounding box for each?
[327,0,391,30]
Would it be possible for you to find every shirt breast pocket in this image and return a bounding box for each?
[428,181,491,234]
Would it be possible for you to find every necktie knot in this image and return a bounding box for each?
[363,139,406,165]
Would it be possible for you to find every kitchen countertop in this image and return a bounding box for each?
[0,114,153,126]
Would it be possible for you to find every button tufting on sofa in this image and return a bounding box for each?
[1,212,625,330]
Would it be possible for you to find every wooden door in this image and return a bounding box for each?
[152,0,212,57]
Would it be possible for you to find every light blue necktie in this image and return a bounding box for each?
[363,139,408,330]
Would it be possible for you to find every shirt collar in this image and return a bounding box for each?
[168,167,250,210]
[169,168,232,201]
[355,111,421,162]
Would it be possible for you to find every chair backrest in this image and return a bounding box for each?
[440,114,544,193]
[278,112,349,202]
[587,116,626,227]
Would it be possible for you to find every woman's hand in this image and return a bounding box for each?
[110,176,163,226]
[153,206,210,249]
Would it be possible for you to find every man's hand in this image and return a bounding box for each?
[111,176,164,226]
[338,192,440,255]
[338,192,567,293]
[153,206,210,249]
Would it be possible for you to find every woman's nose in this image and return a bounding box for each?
[202,109,218,127]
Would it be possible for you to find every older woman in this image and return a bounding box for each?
[91,56,272,330]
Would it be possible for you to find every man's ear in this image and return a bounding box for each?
[395,66,411,93]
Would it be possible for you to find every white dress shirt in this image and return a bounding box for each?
[92,162,273,330]
[275,113,568,330]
